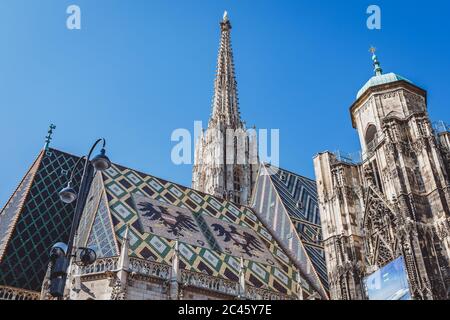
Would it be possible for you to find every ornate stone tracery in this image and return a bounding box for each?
[0,286,40,300]
[64,255,294,300]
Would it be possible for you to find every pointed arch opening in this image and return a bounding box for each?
[365,124,378,149]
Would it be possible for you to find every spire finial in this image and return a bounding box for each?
[238,256,246,299]
[369,46,383,76]
[44,124,56,150]
[169,238,181,300]
[296,271,304,300]
[220,10,232,31]
[115,224,130,298]
[118,224,130,270]
[123,224,130,242]
[223,10,228,22]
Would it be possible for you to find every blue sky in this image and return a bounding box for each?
[0,0,449,206]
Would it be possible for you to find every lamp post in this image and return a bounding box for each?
[48,138,111,299]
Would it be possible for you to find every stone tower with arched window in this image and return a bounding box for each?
[192,12,258,205]
[313,50,450,300]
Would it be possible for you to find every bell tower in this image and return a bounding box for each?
[314,49,450,300]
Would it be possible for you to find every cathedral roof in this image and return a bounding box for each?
[0,149,83,293]
[11,147,333,298]
[1,148,322,298]
[85,161,308,297]
[357,72,413,99]
[356,49,413,99]
[251,164,329,299]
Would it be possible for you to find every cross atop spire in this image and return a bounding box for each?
[369,46,383,76]
[44,124,56,150]
[210,11,242,128]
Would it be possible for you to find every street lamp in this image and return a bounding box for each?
[48,138,111,299]
[59,181,78,204]
[91,148,112,171]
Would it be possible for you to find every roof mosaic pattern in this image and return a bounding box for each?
[92,163,312,296]
[0,148,319,297]
[0,149,82,292]
[77,172,104,249]
[251,164,329,298]
[265,165,328,290]
[269,166,321,226]
[0,154,41,259]
[86,192,118,259]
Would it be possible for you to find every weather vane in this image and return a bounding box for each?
[369,46,383,75]
[44,124,56,150]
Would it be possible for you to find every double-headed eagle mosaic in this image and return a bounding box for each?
[134,195,276,266]
[137,201,199,237]
[210,223,265,258]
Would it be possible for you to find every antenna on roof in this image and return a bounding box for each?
[44,124,56,151]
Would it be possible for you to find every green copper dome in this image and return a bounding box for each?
[357,49,413,99]
[357,72,413,99]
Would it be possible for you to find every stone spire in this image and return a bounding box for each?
[169,239,180,300]
[238,257,246,299]
[111,225,130,300]
[192,12,258,206]
[295,271,304,300]
[210,11,242,129]
[117,225,130,282]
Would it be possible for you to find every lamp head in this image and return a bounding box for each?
[50,242,68,260]
[59,183,78,204]
[78,247,97,266]
[91,148,111,171]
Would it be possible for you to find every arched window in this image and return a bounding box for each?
[365,125,378,150]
